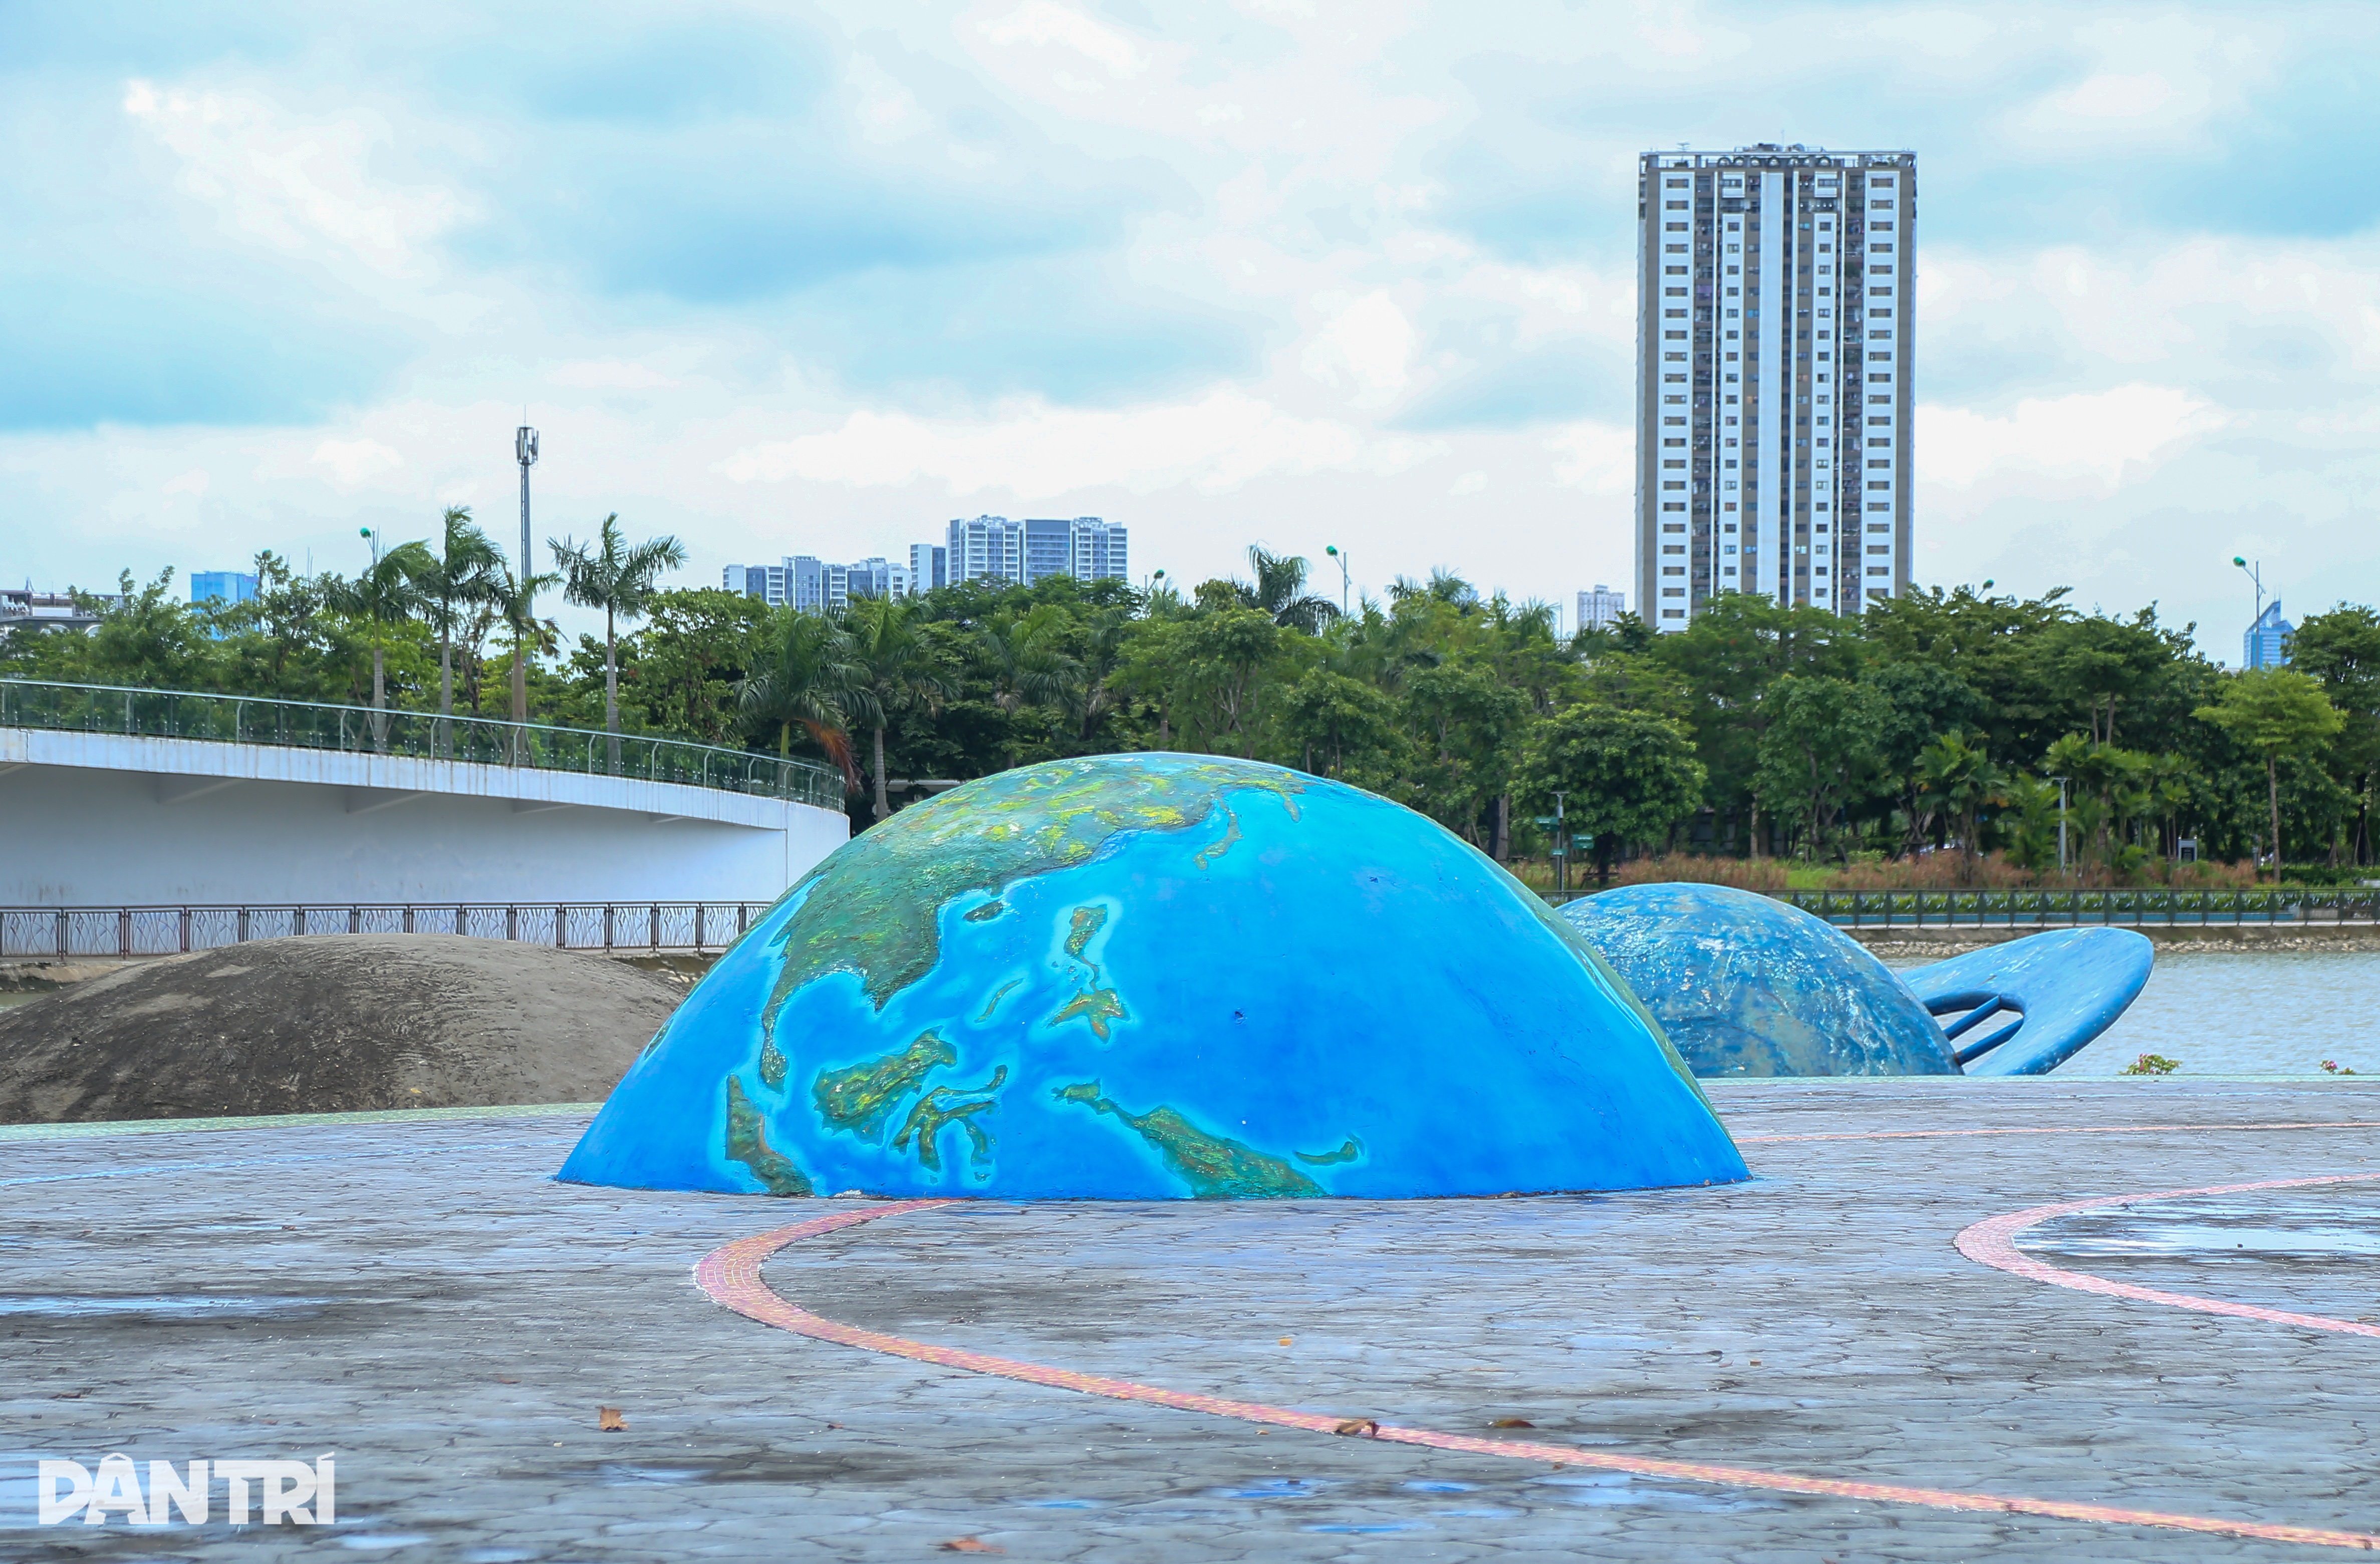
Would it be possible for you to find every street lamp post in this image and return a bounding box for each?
[2233,555,2266,666]
[1553,789,1566,896]
[1325,544,1350,613]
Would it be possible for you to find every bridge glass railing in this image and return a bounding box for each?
[0,678,844,811]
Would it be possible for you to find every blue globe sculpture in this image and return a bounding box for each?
[1561,883,1959,1077]
[560,754,1747,1199]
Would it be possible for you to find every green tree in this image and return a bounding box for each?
[1276,669,1403,781]
[1912,732,2005,882]
[418,507,503,739]
[842,595,956,818]
[322,541,436,744]
[973,606,1080,767]
[1518,704,1707,883]
[2195,668,2346,877]
[551,513,687,768]
[739,610,861,782]
[1752,676,1890,862]
[2289,605,2380,863]
[484,564,561,755]
[74,568,213,691]
[623,588,774,745]
[1232,546,1340,633]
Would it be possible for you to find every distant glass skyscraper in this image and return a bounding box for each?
[2244,600,2293,668]
[189,570,258,605]
[1635,144,1915,630]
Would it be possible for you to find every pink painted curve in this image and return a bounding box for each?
[1956,1172,2380,1340]
[1742,1120,2380,1145]
[694,1199,2380,1551]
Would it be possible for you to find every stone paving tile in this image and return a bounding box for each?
[0,1080,2374,1560]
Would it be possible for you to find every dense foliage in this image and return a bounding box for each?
[11,531,2379,882]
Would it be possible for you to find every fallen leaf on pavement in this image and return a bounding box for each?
[939,1539,1002,1553]
[598,1406,626,1432]
[1332,1418,1379,1438]
[1490,1418,1534,1428]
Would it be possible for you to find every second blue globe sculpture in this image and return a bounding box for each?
[1560,882,2153,1078]
[561,754,1748,1199]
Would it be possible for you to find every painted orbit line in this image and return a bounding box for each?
[1741,1120,2380,1144]
[694,1200,2380,1551]
[1957,1172,2380,1340]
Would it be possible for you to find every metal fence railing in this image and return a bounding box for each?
[1533,886,2380,925]
[0,678,844,811]
[0,903,774,960]
[1778,888,2379,926]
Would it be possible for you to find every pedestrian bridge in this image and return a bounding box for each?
[0,679,849,907]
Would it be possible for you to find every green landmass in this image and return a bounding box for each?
[1296,1138,1364,1166]
[757,1035,788,1090]
[1063,904,1109,972]
[964,900,1006,922]
[760,758,1306,1039]
[813,1030,957,1137]
[1192,805,1242,869]
[892,1067,1008,1173]
[724,1077,813,1197]
[975,978,1023,1021]
[1053,1081,1324,1198]
[1048,986,1128,1040]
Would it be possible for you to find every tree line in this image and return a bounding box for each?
[8,515,2377,883]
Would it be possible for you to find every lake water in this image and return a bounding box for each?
[1892,949,2380,1078]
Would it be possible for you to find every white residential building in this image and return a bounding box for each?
[946,515,1127,586]
[1634,144,1915,630]
[1577,584,1627,633]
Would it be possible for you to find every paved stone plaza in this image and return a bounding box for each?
[4,1078,2376,1560]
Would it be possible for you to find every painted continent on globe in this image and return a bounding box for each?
[559,753,1747,1199]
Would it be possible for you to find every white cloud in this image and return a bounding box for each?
[1300,291,1417,406]
[121,78,464,278]
[718,389,1444,498]
[163,469,210,496]
[1917,386,2229,488]
[548,360,678,391]
[1543,422,1633,493]
[978,2,1147,78]
[311,438,405,485]
[1449,470,1488,495]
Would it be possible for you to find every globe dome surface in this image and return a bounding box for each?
[560,754,1746,1199]
[1560,882,1959,1077]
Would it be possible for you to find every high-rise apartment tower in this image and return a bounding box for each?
[1634,145,1914,630]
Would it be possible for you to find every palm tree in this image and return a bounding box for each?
[551,513,687,773]
[418,506,503,751]
[322,539,434,750]
[1067,606,1132,749]
[1237,546,1341,633]
[485,564,561,763]
[840,596,955,818]
[1916,732,2005,883]
[738,610,862,787]
[974,606,1079,768]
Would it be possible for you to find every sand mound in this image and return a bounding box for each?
[0,935,680,1124]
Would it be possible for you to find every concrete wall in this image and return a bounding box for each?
[0,728,849,905]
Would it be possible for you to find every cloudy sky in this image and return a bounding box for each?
[5,1,2374,658]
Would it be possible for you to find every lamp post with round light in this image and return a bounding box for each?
[1324,544,1350,613]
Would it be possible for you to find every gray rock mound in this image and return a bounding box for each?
[0,935,679,1124]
